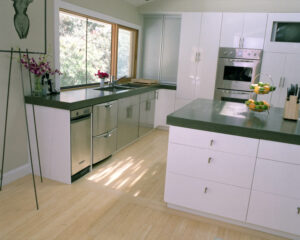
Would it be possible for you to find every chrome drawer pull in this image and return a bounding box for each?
[79,160,86,165]
[298,207,300,215]
[210,139,214,146]
[105,104,113,108]
[208,157,212,164]
[204,187,208,194]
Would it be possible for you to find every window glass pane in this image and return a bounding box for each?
[59,12,86,87]
[117,28,136,79]
[87,19,112,84]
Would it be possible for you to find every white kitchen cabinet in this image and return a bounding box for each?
[165,126,300,238]
[264,13,300,54]
[165,172,250,222]
[167,143,256,188]
[247,191,300,236]
[142,16,163,80]
[176,12,222,105]
[253,158,300,200]
[259,52,300,108]
[169,126,259,157]
[220,13,268,49]
[142,15,181,84]
[154,89,176,128]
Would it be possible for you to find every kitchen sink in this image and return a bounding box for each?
[94,86,131,92]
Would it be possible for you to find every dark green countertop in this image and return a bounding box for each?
[25,84,176,111]
[167,98,300,145]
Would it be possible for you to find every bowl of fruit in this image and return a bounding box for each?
[245,99,270,112]
[250,82,276,94]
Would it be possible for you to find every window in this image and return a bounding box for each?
[59,10,138,88]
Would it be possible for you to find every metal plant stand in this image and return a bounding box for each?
[0,48,13,191]
[25,49,43,183]
[0,48,40,210]
[19,49,39,209]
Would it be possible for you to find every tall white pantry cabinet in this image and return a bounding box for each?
[175,13,222,110]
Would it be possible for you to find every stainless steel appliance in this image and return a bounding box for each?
[93,101,117,164]
[117,95,139,150]
[214,47,263,102]
[71,107,91,181]
[139,91,156,137]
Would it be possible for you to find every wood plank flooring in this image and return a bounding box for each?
[0,129,289,240]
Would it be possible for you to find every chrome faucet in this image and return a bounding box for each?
[110,75,127,87]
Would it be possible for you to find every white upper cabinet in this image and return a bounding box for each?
[264,13,300,53]
[220,13,244,48]
[141,15,181,84]
[176,12,222,102]
[220,13,268,49]
[176,13,202,100]
[142,16,163,80]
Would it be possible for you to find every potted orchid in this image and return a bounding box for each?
[95,70,109,88]
[20,55,62,96]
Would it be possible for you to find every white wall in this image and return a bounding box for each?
[64,0,143,25]
[139,0,300,13]
[0,0,141,176]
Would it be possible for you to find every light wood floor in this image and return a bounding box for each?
[0,129,289,240]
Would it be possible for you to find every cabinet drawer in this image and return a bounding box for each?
[258,140,300,165]
[169,126,259,157]
[93,101,117,136]
[165,172,250,221]
[140,91,156,102]
[167,143,255,188]
[93,129,117,164]
[118,95,139,108]
[253,159,300,200]
[247,191,300,236]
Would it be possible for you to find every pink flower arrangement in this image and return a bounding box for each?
[95,70,109,79]
[20,55,62,77]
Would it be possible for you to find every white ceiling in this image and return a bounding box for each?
[123,0,158,7]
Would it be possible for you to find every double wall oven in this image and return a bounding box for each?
[214,47,263,103]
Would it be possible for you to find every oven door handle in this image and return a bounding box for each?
[229,59,255,63]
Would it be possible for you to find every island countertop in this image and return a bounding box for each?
[25,84,175,111]
[167,98,300,145]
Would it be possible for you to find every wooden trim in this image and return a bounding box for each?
[58,9,139,87]
[111,24,118,80]
[60,8,112,25]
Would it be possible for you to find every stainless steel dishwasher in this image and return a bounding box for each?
[71,107,91,182]
[93,101,118,165]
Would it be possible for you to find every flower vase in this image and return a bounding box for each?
[33,75,43,96]
[100,78,105,88]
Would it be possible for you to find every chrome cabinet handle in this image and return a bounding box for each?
[210,139,214,146]
[204,187,208,194]
[298,207,300,215]
[79,160,86,165]
[105,133,112,138]
[208,157,212,164]
[279,77,282,88]
[282,77,286,87]
[105,104,113,109]
[126,106,133,119]
[155,91,159,100]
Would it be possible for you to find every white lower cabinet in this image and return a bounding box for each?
[165,172,250,221]
[247,191,300,236]
[154,89,176,128]
[165,126,300,238]
[167,143,255,188]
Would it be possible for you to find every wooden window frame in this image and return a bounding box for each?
[59,9,138,89]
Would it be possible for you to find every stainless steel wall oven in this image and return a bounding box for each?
[214,48,263,103]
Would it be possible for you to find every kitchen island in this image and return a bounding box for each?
[165,98,300,239]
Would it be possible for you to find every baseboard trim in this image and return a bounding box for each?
[167,203,300,240]
[2,164,30,186]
